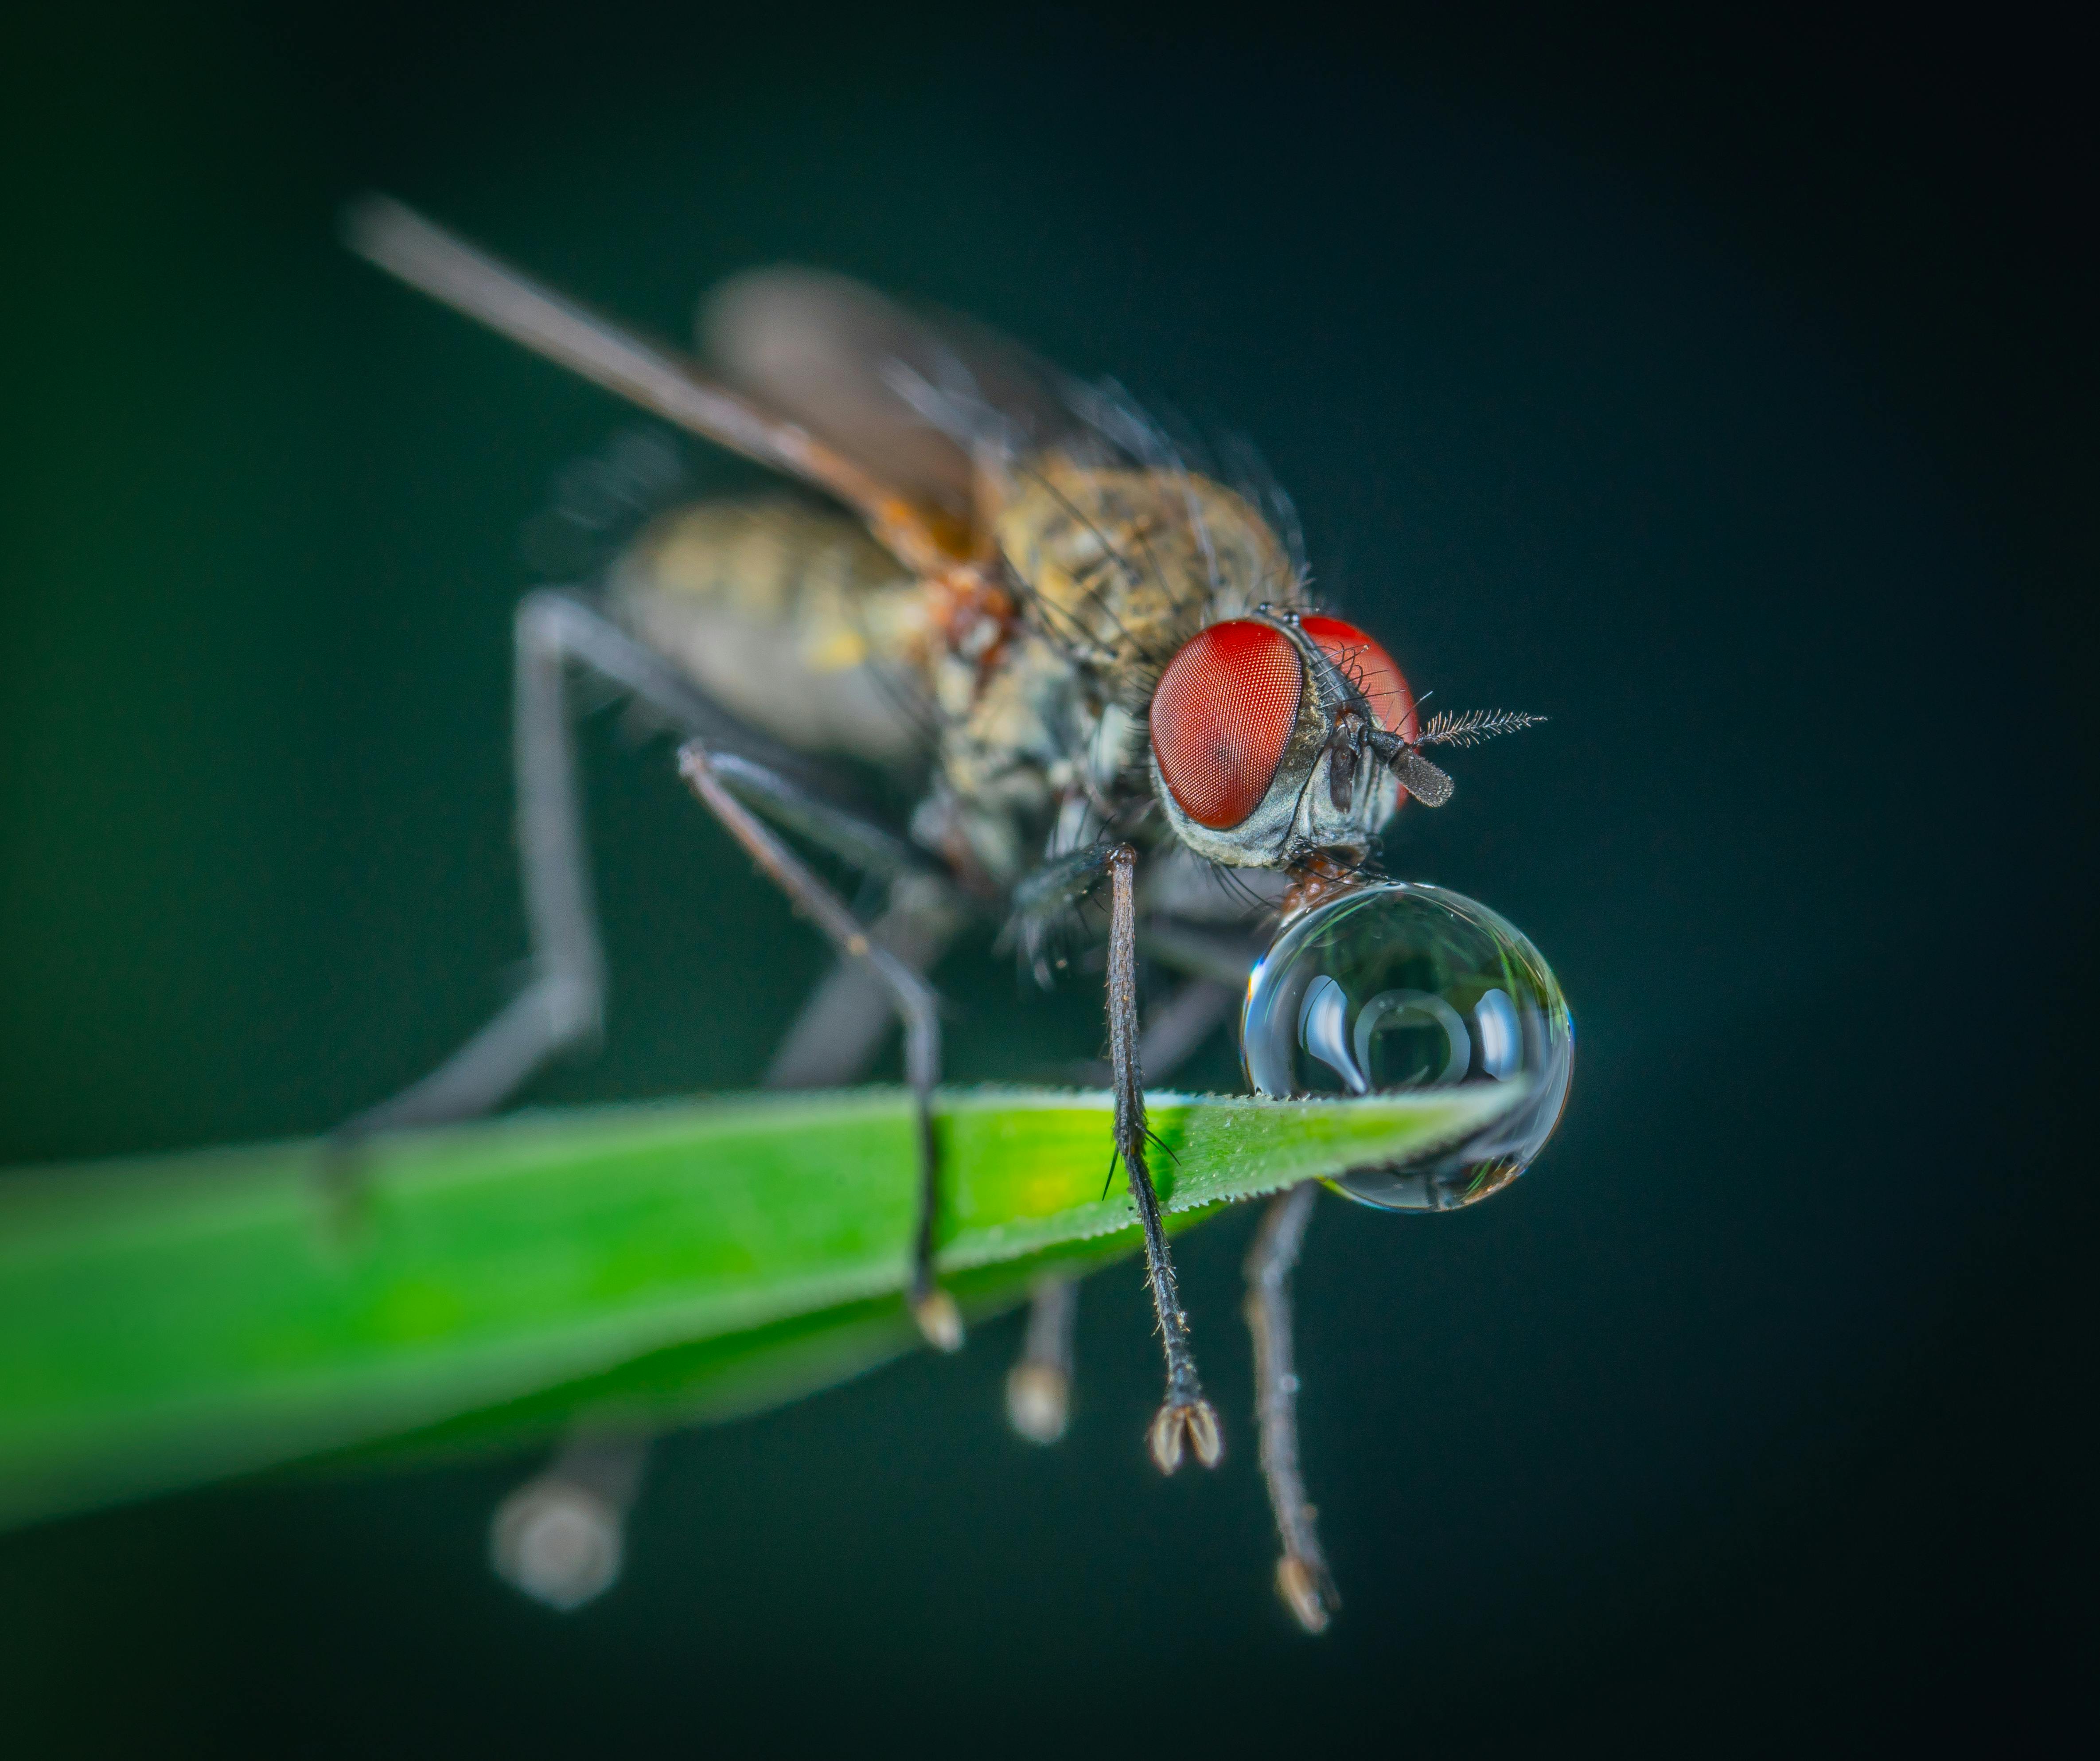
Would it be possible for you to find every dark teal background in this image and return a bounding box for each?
[1,6,2089,1754]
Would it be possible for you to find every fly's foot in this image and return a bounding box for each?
[1005,1361,1070,1444]
[1276,1554,1338,1635]
[1148,1397,1222,1474]
[491,1476,625,1612]
[911,1287,965,1353]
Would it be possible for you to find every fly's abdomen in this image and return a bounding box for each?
[608,498,936,764]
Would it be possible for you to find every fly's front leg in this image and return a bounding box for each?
[678,743,961,1353]
[1245,1181,1338,1632]
[1106,845,1222,1474]
[1007,974,1236,1446]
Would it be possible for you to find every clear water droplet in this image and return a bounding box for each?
[1243,882,1573,1211]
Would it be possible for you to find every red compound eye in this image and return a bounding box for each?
[1300,614,1418,741]
[1150,620,1305,829]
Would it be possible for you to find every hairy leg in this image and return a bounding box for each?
[1010,974,1236,1445]
[1104,846,1221,1474]
[1245,1182,1337,1632]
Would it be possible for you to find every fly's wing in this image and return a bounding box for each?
[702,269,1076,544]
[705,274,1306,692]
[345,196,977,576]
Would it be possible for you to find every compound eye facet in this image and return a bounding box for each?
[1300,614,1418,741]
[1150,620,1305,829]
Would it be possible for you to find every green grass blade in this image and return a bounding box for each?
[0,1082,1519,1528]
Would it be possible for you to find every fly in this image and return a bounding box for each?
[340,196,1548,1632]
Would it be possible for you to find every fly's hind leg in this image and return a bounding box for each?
[678,743,961,1352]
[335,588,906,1144]
[333,591,611,1146]
[331,588,929,1609]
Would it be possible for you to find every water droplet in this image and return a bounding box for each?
[1243,882,1573,1211]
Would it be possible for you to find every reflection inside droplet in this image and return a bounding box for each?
[1243,882,1573,1211]
[1299,974,1366,1093]
[1353,988,1471,1086]
[1476,987,1519,1079]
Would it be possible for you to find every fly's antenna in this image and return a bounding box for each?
[1363,707,1547,808]
[1414,708,1549,750]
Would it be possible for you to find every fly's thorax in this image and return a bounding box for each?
[606,497,936,765]
[991,455,1295,701]
[1146,609,1407,871]
[927,629,1139,887]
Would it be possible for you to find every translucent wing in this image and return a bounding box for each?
[702,268,1075,532]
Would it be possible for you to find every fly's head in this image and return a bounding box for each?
[1145,606,1542,876]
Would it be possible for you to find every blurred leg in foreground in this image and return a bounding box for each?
[491,1432,649,1612]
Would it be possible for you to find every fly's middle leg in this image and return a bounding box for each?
[764,873,962,1093]
[678,742,961,1353]
[1245,1180,1337,1632]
